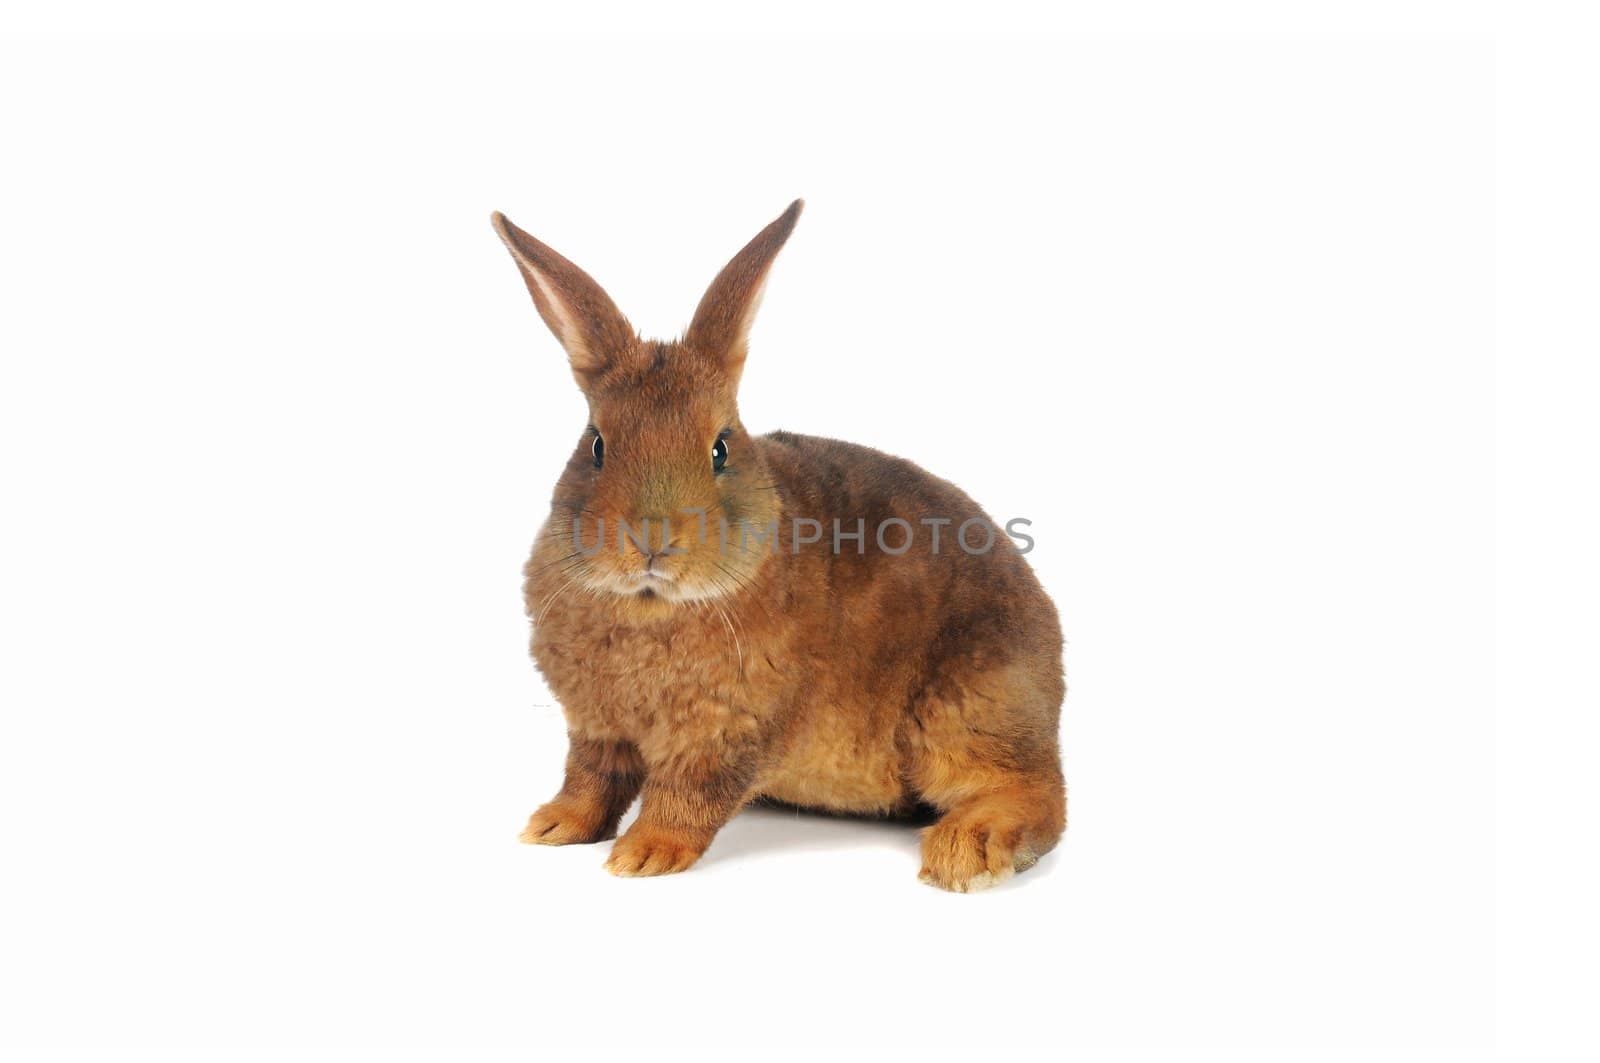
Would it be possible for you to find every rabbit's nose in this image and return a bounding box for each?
[621,515,683,558]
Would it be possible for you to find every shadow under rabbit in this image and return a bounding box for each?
[608,798,932,869]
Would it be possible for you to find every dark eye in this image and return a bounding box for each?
[711,436,729,472]
[591,433,604,469]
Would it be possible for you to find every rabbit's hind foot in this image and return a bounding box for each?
[916,776,1064,893]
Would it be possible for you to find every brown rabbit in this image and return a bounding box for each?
[493,201,1065,891]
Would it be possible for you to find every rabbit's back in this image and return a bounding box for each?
[745,432,1064,815]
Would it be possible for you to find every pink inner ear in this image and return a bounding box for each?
[492,211,636,375]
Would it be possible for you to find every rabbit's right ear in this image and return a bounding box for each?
[491,212,635,377]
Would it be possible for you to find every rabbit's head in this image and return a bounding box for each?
[493,201,803,606]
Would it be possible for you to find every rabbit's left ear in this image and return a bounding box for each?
[685,199,803,376]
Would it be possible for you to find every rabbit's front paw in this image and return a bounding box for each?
[604,827,705,877]
[518,798,615,846]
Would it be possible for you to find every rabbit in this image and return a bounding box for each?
[492,200,1065,891]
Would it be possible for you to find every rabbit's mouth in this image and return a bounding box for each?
[620,566,678,597]
[584,555,753,606]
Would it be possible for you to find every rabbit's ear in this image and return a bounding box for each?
[491,212,635,376]
[685,199,804,375]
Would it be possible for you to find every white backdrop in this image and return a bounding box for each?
[0,10,1507,1062]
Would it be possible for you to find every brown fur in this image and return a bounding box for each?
[493,201,1065,891]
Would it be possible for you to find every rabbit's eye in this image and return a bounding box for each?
[711,436,729,472]
[591,433,604,469]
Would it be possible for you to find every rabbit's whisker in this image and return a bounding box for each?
[533,567,588,628]
[709,559,779,626]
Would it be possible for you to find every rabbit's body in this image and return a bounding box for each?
[496,203,1065,891]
